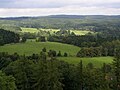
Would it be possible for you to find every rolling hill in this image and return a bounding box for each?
[0,40,80,56]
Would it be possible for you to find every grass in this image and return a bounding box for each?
[71,30,93,35]
[21,28,39,33]
[21,27,93,35]
[0,40,80,56]
[58,57,113,68]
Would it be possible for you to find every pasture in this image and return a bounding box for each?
[58,57,113,68]
[0,41,80,56]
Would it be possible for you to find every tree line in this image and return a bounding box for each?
[77,40,120,57]
[48,33,120,47]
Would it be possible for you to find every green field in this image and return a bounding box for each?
[58,57,113,68]
[21,27,93,35]
[71,30,93,35]
[0,41,80,56]
[0,40,114,67]
[21,28,39,33]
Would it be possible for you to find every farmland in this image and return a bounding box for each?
[58,57,113,68]
[21,27,93,35]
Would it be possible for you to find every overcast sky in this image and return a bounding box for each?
[0,0,120,17]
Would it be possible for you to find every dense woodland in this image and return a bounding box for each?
[0,29,20,45]
[0,15,120,90]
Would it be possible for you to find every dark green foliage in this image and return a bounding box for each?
[42,47,47,52]
[0,29,20,45]
[21,37,27,43]
[39,36,46,42]
[64,52,68,57]
[40,51,47,60]
[0,57,12,70]
[57,51,62,57]
[77,47,102,57]
[0,52,19,70]
[76,61,83,90]
[4,58,63,90]
[4,60,36,90]
[22,33,36,39]
[77,40,120,57]
[86,62,94,69]
[58,61,77,90]
[0,52,114,90]
[48,50,57,57]
[55,30,76,36]
[0,71,16,90]
[112,48,120,90]
[33,59,63,90]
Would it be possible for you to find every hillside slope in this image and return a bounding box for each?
[0,41,80,56]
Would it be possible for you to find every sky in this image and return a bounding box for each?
[0,0,120,17]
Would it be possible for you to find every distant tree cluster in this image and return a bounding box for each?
[0,29,20,45]
[43,48,68,57]
[77,40,120,57]
[77,46,103,57]
[36,36,46,42]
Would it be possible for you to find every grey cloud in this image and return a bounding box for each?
[0,0,120,9]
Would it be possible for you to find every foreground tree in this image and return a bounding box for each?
[76,61,83,90]
[4,60,35,90]
[113,48,120,90]
[33,59,63,90]
[0,71,16,90]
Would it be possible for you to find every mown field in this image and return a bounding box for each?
[58,57,113,68]
[21,27,93,35]
[20,28,40,33]
[0,41,80,56]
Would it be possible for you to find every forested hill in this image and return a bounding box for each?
[0,15,120,31]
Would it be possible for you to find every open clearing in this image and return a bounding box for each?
[58,57,113,68]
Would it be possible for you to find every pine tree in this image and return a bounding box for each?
[0,71,16,90]
[113,48,120,90]
[57,51,62,57]
[76,60,83,90]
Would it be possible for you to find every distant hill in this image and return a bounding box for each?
[0,15,120,32]
[0,15,120,20]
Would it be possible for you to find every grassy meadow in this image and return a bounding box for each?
[0,40,80,56]
[21,28,39,33]
[58,57,113,68]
